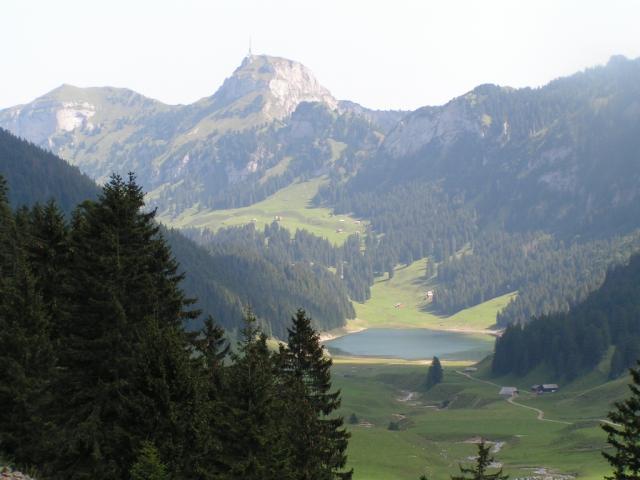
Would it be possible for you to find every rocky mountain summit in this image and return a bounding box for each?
[208,54,338,121]
[0,54,385,215]
[3,54,640,237]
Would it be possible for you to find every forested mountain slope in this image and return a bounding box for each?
[0,131,354,335]
[165,226,355,337]
[6,54,640,329]
[343,56,640,237]
[492,253,640,380]
[0,128,98,214]
[317,56,640,325]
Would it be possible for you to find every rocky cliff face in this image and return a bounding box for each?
[209,54,338,121]
[0,84,166,148]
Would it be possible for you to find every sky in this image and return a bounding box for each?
[2,0,639,111]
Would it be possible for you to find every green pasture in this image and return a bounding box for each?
[333,361,623,480]
[352,259,517,331]
[158,177,364,245]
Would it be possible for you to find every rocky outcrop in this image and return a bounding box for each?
[211,54,338,121]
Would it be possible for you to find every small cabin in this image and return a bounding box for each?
[464,367,478,373]
[499,386,518,396]
[531,384,559,394]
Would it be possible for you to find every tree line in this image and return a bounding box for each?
[436,229,640,325]
[175,222,357,337]
[184,216,376,306]
[318,177,640,331]
[492,254,640,379]
[0,174,352,479]
[0,128,98,215]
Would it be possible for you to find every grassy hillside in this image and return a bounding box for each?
[351,258,516,331]
[158,177,364,245]
[334,359,623,480]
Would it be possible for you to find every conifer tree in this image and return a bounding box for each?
[425,356,444,390]
[602,361,640,479]
[0,175,14,271]
[49,173,201,479]
[193,315,229,375]
[25,201,71,338]
[0,179,56,465]
[280,308,352,480]
[219,312,293,480]
[451,441,508,480]
[130,442,169,480]
[189,315,230,479]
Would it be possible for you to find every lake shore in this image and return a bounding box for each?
[318,320,368,342]
[323,327,493,361]
[330,355,474,366]
[320,318,501,343]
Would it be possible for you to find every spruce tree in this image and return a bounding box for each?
[451,441,508,480]
[425,356,444,390]
[49,174,201,480]
[190,315,230,479]
[280,309,352,480]
[25,201,71,338]
[193,315,229,375]
[0,175,15,271]
[0,180,56,466]
[219,312,293,480]
[602,361,640,479]
[130,442,169,480]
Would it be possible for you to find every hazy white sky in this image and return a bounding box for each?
[2,0,639,111]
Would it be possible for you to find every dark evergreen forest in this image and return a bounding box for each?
[492,254,640,379]
[0,128,98,214]
[174,223,356,337]
[0,173,352,480]
[0,128,357,336]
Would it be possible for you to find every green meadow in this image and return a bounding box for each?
[332,260,623,479]
[333,359,623,480]
[158,177,364,245]
[350,259,516,332]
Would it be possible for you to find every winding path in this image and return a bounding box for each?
[506,394,572,424]
[455,370,501,387]
[454,370,620,427]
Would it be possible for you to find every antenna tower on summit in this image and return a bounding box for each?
[248,36,252,58]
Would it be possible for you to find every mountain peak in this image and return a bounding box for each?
[210,54,337,121]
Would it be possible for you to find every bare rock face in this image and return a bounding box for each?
[382,89,500,159]
[0,95,95,147]
[209,54,338,121]
[0,84,159,147]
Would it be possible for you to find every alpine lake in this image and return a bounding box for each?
[323,328,495,361]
